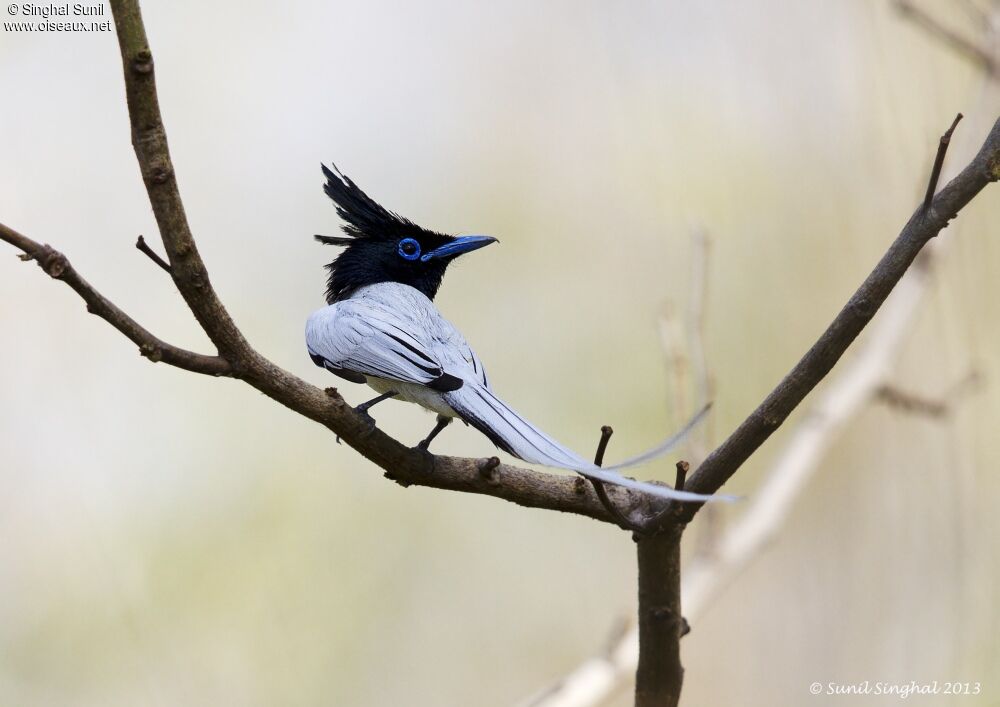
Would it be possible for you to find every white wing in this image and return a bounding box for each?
[306,284,473,391]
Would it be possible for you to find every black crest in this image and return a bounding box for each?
[317,164,443,246]
[316,165,454,303]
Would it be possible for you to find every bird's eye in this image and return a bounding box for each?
[398,238,421,261]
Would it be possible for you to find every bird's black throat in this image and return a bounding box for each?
[322,239,451,303]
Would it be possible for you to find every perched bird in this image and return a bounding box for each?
[305,165,731,502]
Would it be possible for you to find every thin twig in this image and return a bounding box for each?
[875,369,982,418]
[924,113,964,209]
[135,234,172,273]
[674,461,688,492]
[594,425,613,466]
[876,385,948,417]
[589,426,645,533]
[0,223,231,377]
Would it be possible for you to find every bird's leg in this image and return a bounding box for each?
[354,390,397,420]
[417,414,452,451]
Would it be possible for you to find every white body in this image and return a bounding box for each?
[306,283,481,419]
[306,282,731,502]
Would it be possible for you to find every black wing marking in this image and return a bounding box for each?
[330,310,467,390]
[428,373,464,392]
[309,351,367,384]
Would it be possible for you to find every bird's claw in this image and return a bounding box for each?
[352,406,376,426]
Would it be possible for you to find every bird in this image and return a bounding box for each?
[305,165,734,503]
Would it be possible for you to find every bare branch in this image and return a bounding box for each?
[521,247,971,706]
[673,461,688,492]
[527,138,999,707]
[924,113,964,209]
[895,0,998,74]
[588,427,645,532]
[0,222,231,377]
[666,114,1000,527]
[527,26,1000,702]
[876,384,948,417]
[110,0,256,364]
[634,529,684,707]
[0,225,654,525]
[593,425,613,466]
[875,369,982,418]
[135,234,172,274]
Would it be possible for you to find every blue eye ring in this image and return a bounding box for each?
[398,238,421,261]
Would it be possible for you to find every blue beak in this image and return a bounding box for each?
[421,235,498,262]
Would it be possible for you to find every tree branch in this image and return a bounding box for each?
[0,213,643,520]
[924,113,964,208]
[0,214,647,519]
[109,0,254,364]
[0,222,231,377]
[875,369,982,418]
[527,9,1000,704]
[665,113,1000,527]
[528,109,1000,707]
[0,222,653,527]
[634,528,684,707]
[588,427,646,532]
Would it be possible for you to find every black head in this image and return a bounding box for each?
[316,165,497,303]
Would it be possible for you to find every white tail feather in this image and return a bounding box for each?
[446,385,736,503]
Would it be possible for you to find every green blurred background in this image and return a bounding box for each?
[2,0,999,704]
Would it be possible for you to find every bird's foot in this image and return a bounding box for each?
[351,407,380,438]
[415,414,452,452]
[352,406,376,425]
[351,390,397,428]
